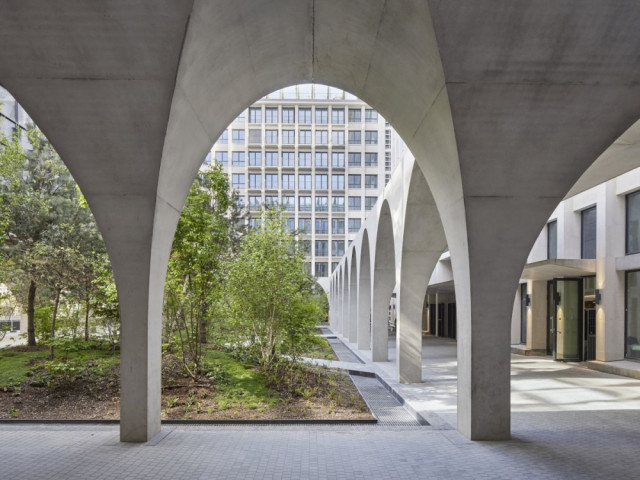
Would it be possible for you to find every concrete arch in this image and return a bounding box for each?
[396,160,448,383]
[371,200,397,362]
[3,1,640,443]
[347,247,358,344]
[357,229,372,351]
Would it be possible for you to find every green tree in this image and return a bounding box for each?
[223,209,324,370]
[164,165,244,378]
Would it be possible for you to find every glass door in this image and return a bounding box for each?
[553,278,583,361]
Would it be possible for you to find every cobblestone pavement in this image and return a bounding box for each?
[2,336,640,479]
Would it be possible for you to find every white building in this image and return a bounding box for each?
[209,84,406,286]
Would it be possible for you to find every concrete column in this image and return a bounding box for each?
[357,277,372,350]
[396,252,430,383]
[527,280,548,352]
[596,181,625,361]
[371,285,390,361]
[348,278,358,343]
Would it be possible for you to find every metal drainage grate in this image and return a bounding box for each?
[350,375,421,426]
[326,337,365,364]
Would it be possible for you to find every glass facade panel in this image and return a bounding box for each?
[581,206,597,259]
[627,191,640,254]
[547,220,557,259]
[627,270,640,359]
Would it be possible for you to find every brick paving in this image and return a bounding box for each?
[2,336,640,479]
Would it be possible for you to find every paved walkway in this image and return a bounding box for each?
[2,335,640,479]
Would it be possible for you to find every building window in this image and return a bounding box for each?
[265,174,278,189]
[248,218,262,229]
[348,152,361,167]
[348,108,361,122]
[348,218,361,233]
[581,206,597,259]
[249,151,262,166]
[299,108,312,124]
[365,130,378,144]
[286,218,295,231]
[348,174,362,189]
[282,130,295,144]
[625,270,640,359]
[365,175,378,189]
[249,107,262,123]
[315,152,328,167]
[316,130,328,145]
[232,151,245,166]
[282,174,295,190]
[265,195,278,207]
[215,151,228,166]
[331,130,345,145]
[315,196,328,212]
[299,174,312,190]
[348,196,361,211]
[218,130,228,144]
[332,152,345,168]
[282,152,295,167]
[282,195,295,211]
[331,108,345,124]
[248,195,262,210]
[332,196,345,213]
[301,241,312,256]
[265,130,278,144]
[315,174,328,190]
[385,173,390,185]
[385,151,391,170]
[385,129,391,149]
[236,110,246,122]
[365,153,378,167]
[265,107,278,123]
[547,220,558,259]
[315,108,328,124]
[332,262,339,272]
[299,196,312,212]
[332,240,345,257]
[315,262,328,277]
[265,151,278,166]
[627,190,640,254]
[298,218,311,233]
[299,129,312,144]
[249,129,262,143]
[315,220,328,235]
[282,107,295,123]
[332,218,345,234]
[365,196,377,211]
[315,240,328,256]
[232,174,245,189]
[348,130,361,145]
[331,174,345,190]
[231,130,244,145]
[249,173,262,189]
[298,152,312,167]
[365,109,378,123]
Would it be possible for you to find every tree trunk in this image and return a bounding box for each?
[84,293,90,342]
[27,279,37,347]
[49,287,61,360]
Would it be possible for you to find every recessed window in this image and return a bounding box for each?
[315,196,328,212]
[265,130,278,144]
[365,153,378,167]
[215,151,228,166]
[348,218,361,232]
[298,174,312,190]
[331,108,345,124]
[265,107,278,123]
[265,174,278,189]
[348,152,361,167]
[331,174,345,190]
[232,173,245,189]
[248,151,262,166]
[282,108,295,123]
[299,130,312,144]
[365,196,377,211]
[315,152,328,167]
[348,130,361,145]
[331,152,345,168]
[348,108,361,123]
[365,175,378,189]
[249,107,262,123]
[315,174,328,190]
[547,220,557,259]
[581,206,597,259]
[282,174,295,190]
[265,151,278,166]
[282,152,295,166]
[365,109,378,123]
[249,173,262,189]
[282,130,295,144]
[627,191,640,254]
[348,174,361,189]
[299,108,312,124]
[365,130,378,144]
[232,152,245,166]
[332,218,345,233]
[315,108,328,124]
[348,196,361,211]
[218,130,228,144]
[331,130,344,145]
[316,130,328,145]
[298,152,312,167]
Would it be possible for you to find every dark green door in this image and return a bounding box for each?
[553,278,583,361]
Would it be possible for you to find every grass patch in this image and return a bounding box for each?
[204,349,278,409]
[300,335,338,361]
[0,348,49,389]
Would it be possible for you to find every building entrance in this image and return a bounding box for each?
[549,278,583,361]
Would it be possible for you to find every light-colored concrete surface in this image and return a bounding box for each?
[3,335,640,479]
[3,0,640,442]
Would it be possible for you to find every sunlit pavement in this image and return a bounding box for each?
[2,335,640,479]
